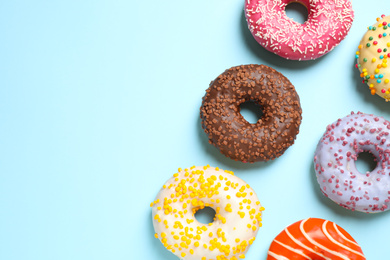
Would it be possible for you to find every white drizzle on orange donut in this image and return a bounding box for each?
[267,218,366,260]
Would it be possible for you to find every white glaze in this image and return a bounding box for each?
[267,218,366,260]
[151,166,264,259]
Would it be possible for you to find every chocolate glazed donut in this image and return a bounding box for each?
[200,64,302,163]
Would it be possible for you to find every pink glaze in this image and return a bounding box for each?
[314,112,390,213]
[245,0,354,60]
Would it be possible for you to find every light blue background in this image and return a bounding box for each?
[1,0,389,259]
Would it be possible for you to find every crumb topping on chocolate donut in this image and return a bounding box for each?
[200,64,302,163]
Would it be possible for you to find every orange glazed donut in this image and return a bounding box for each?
[267,218,365,260]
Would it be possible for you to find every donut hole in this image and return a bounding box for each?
[285,2,308,24]
[355,151,378,174]
[239,100,263,124]
[194,206,216,224]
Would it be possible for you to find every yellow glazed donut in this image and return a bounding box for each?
[150,165,264,260]
[356,15,390,101]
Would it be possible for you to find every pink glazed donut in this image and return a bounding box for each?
[245,0,354,60]
[314,112,390,213]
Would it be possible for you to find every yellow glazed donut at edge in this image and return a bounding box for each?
[150,165,264,260]
[356,15,390,101]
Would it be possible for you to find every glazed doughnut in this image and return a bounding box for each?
[356,14,390,101]
[267,218,366,260]
[150,165,264,260]
[314,112,390,213]
[245,0,354,60]
[200,64,302,163]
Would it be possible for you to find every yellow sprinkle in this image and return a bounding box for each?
[386,79,390,84]
[372,58,377,62]
[225,204,232,212]
[154,233,158,238]
[239,254,245,259]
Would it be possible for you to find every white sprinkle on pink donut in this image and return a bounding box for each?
[314,112,390,213]
[245,0,354,60]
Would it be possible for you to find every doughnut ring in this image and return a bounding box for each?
[200,64,302,163]
[356,14,390,101]
[245,0,354,60]
[314,112,390,213]
[150,165,264,259]
[268,218,366,259]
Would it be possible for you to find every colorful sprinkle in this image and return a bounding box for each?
[356,15,390,101]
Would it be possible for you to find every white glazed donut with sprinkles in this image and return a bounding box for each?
[245,0,354,60]
[314,112,390,213]
[356,15,390,101]
[150,165,264,260]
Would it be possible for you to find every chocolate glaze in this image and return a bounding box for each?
[200,64,302,163]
